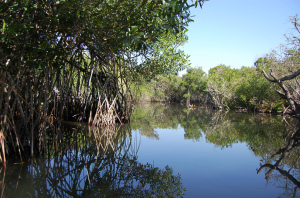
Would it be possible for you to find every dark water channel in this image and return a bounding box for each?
[1,103,300,197]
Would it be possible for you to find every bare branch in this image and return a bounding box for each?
[280,69,300,81]
[262,69,300,83]
[262,69,276,82]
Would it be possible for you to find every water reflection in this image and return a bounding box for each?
[1,103,300,197]
[1,123,185,198]
[257,126,300,197]
[131,103,300,197]
[131,103,213,141]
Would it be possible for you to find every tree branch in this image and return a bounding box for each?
[262,69,300,83]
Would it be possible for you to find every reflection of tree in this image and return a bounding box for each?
[131,103,300,197]
[203,110,300,197]
[204,111,292,151]
[131,103,212,141]
[131,103,182,139]
[205,111,237,147]
[257,126,300,198]
[181,108,212,141]
[1,124,185,198]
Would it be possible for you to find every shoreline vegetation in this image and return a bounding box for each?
[0,0,299,167]
[134,16,300,117]
[0,0,206,166]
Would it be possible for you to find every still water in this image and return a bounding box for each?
[2,103,300,197]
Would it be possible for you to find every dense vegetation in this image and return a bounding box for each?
[0,0,206,165]
[137,64,283,112]
[136,16,300,116]
[0,0,299,169]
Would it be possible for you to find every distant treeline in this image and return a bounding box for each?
[135,53,299,114]
[135,16,300,117]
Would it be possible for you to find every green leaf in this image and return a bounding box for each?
[2,20,5,32]
[131,26,138,32]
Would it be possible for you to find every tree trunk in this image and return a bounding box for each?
[262,69,300,118]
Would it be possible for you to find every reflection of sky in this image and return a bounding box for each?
[134,126,282,198]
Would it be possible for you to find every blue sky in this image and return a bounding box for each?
[181,0,300,75]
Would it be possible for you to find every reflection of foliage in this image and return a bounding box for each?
[131,103,297,156]
[180,109,212,141]
[257,126,300,198]
[130,103,300,197]
[204,111,291,150]
[123,163,184,198]
[131,103,182,139]
[205,111,237,147]
[203,108,300,197]
[1,124,184,198]
[131,103,212,141]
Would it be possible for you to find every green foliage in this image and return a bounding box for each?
[253,16,300,116]
[183,93,191,99]
[0,0,208,164]
[205,64,285,112]
[133,15,299,116]
[137,32,191,78]
[136,67,209,103]
[181,67,207,93]
[136,74,185,102]
[207,64,240,108]
[0,0,196,70]
[136,61,287,113]
[235,66,281,110]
